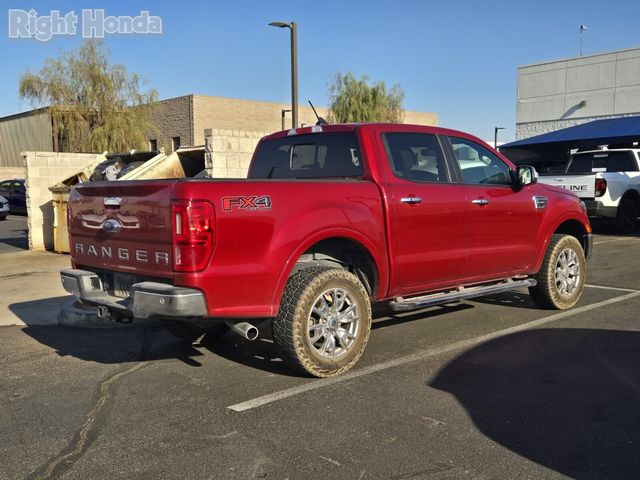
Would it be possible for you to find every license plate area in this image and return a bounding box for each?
[77,266,172,299]
[112,272,139,298]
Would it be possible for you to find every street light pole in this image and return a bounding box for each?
[580,25,587,56]
[269,21,298,128]
[290,22,298,129]
[494,127,505,149]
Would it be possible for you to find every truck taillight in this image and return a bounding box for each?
[67,202,77,268]
[595,178,607,197]
[172,200,215,272]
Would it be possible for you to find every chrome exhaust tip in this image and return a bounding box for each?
[225,320,259,341]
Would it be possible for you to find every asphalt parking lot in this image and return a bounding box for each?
[1,225,639,480]
[0,215,28,254]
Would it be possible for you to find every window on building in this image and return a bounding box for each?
[149,139,158,152]
[171,136,181,152]
[57,130,66,152]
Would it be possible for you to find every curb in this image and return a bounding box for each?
[58,298,158,328]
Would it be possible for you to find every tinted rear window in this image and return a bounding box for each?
[249,133,364,179]
[567,152,638,173]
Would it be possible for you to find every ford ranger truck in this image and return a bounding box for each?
[60,124,593,377]
[539,148,640,232]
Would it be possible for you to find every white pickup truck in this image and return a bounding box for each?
[539,148,640,232]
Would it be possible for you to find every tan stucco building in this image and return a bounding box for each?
[0,94,438,178]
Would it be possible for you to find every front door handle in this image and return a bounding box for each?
[471,199,490,206]
[401,197,422,204]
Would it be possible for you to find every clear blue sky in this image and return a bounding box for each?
[1,0,639,142]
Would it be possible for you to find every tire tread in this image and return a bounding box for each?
[529,234,585,310]
[272,266,371,377]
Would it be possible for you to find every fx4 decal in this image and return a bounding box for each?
[222,195,272,212]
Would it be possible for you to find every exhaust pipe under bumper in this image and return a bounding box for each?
[225,320,259,341]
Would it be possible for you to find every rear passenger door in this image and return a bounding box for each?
[446,136,541,279]
[382,132,469,294]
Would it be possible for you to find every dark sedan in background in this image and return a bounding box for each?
[0,179,27,215]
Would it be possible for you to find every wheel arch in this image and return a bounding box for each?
[553,219,587,243]
[272,231,386,311]
[534,218,589,273]
[620,189,640,207]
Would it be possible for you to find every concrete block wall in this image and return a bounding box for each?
[192,95,329,142]
[208,129,267,178]
[23,152,105,251]
[188,95,437,178]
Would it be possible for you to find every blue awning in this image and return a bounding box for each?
[501,116,640,150]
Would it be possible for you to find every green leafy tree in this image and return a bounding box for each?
[328,72,405,123]
[19,40,157,152]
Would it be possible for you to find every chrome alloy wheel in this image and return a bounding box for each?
[307,288,360,359]
[554,248,581,297]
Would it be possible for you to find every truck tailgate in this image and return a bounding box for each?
[539,174,595,198]
[68,180,176,278]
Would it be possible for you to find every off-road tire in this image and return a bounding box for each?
[272,267,372,377]
[529,234,586,310]
[163,320,228,343]
[614,198,638,233]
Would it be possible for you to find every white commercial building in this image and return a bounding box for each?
[516,46,640,140]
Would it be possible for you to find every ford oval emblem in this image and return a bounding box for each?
[102,218,123,235]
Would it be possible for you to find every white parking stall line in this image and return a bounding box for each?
[227,290,640,412]
[593,238,636,245]
[585,284,640,293]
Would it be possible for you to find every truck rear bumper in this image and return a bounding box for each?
[60,268,207,319]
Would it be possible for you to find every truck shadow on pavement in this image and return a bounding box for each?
[20,301,476,376]
[20,324,206,365]
[198,303,475,375]
[469,291,540,309]
[19,301,473,376]
[429,327,640,480]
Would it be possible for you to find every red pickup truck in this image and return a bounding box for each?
[61,123,592,377]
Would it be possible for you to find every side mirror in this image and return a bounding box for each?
[515,165,538,187]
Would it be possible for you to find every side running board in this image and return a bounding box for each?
[389,278,537,312]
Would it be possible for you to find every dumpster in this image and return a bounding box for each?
[117,146,206,180]
[48,157,106,253]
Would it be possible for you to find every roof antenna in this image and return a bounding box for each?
[308,100,328,126]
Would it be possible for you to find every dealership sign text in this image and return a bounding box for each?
[8,9,162,41]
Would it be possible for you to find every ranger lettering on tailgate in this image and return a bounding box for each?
[74,242,170,265]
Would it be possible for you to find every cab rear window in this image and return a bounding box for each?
[249,133,364,179]
[567,151,638,173]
